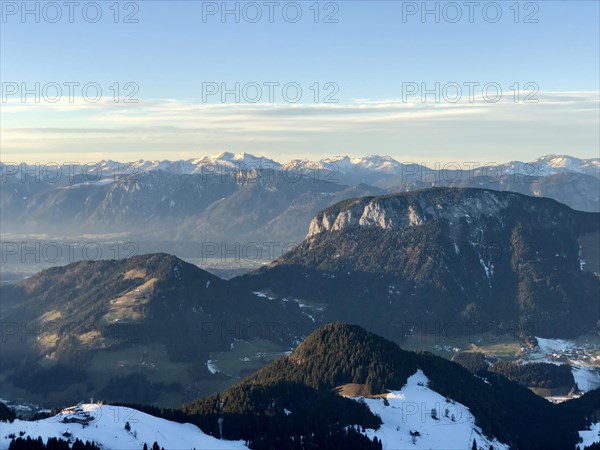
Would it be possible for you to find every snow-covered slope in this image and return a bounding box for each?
[579,422,600,449]
[351,370,510,450]
[524,337,600,393]
[0,404,248,450]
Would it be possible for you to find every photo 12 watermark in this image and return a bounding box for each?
[1,161,142,184]
[201,81,339,104]
[201,1,339,24]
[1,241,140,264]
[401,1,539,24]
[199,320,305,343]
[1,1,140,23]
[1,82,140,104]
[401,81,539,104]
[199,241,300,263]
[388,319,527,346]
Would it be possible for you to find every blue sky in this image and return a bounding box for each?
[1,1,599,163]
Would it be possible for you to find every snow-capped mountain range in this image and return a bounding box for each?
[496,154,600,178]
[120,153,599,179]
[110,152,283,176]
[117,153,599,178]
[2,153,597,179]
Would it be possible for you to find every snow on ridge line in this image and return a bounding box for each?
[4,154,596,178]
[0,404,248,450]
[349,370,510,450]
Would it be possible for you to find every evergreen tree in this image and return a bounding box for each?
[0,402,16,423]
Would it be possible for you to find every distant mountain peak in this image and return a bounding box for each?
[203,151,281,168]
[210,151,251,161]
[211,151,236,159]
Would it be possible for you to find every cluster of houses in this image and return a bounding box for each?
[61,404,94,426]
[544,347,596,364]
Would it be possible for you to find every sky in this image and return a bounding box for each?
[1,0,599,164]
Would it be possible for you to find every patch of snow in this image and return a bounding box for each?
[252,291,275,300]
[535,337,573,354]
[207,360,219,375]
[579,246,586,271]
[303,312,316,323]
[571,366,600,393]
[173,266,182,280]
[579,422,600,449]
[478,256,494,287]
[475,375,491,385]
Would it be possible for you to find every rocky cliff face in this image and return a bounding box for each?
[306,188,580,238]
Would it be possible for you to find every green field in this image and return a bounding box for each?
[209,338,288,378]
[399,332,524,360]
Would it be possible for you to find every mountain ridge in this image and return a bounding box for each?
[306,187,598,237]
[0,253,312,406]
[238,187,600,339]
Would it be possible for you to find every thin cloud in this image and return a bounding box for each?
[1,92,598,163]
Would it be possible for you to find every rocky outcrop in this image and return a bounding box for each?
[307,188,519,238]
